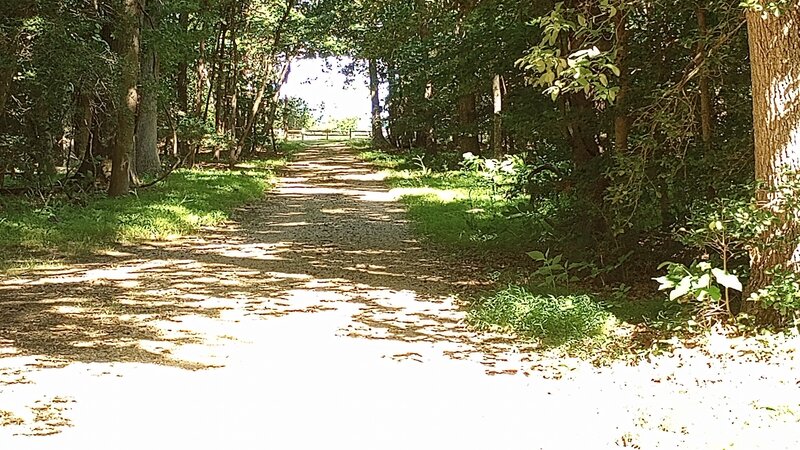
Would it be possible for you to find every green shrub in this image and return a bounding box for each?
[468,285,612,345]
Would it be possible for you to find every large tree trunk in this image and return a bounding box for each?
[108,0,140,197]
[369,58,392,149]
[743,5,800,325]
[135,34,161,176]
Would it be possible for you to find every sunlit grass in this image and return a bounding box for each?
[468,285,615,346]
[359,148,539,256]
[0,165,275,263]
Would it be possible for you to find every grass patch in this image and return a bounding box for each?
[359,147,543,257]
[469,285,614,346]
[0,161,278,263]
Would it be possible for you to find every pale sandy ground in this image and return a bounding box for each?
[1,143,798,449]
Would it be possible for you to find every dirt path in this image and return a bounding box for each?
[1,143,799,449]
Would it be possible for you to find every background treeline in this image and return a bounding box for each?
[0,0,314,195]
[318,0,753,251]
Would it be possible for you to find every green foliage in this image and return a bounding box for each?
[468,285,612,345]
[740,0,794,16]
[529,249,632,288]
[0,166,273,257]
[333,116,359,133]
[655,261,742,320]
[527,250,582,289]
[748,268,800,318]
[460,152,529,199]
[517,1,621,103]
[278,96,315,130]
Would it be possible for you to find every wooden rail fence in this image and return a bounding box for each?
[277,129,372,141]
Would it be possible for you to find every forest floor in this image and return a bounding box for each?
[0,142,799,449]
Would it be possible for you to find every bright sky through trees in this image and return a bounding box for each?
[280,57,372,129]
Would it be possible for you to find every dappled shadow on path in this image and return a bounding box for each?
[0,143,536,434]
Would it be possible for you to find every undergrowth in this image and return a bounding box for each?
[359,147,552,258]
[0,152,287,266]
[357,145,690,352]
[469,285,613,346]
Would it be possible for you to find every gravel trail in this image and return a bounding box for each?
[1,142,798,449]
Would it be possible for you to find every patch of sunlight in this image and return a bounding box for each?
[272,221,313,227]
[95,249,134,258]
[283,289,354,304]
[52,305,86,315]
[333,173,388,181]
[24,267,139,286]
[321,208,352,214]
[0,346,19,356]
[388,187,464,203]
[191,276,220,284]
[281,176,308,183]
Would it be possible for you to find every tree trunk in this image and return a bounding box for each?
[108,0,140,197]
[613,4,631,154]
[135,37,161,176]
[227,9,239,140]
[266,62,292,153]
[72,90,93,178]
[697,5,713,151]
[457,92,480,154]
[0,32,16,121]
[743,5,800,325]
[176,11,189,158]
[369,58,392,149]
[492,74,503,157]
[414,81,435,151]
[214,30,227,137]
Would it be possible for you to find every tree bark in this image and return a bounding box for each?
[176,11,189,158]
[697,5,713,151]
[135,32,161,176]
[0,32,16,121]
[227,7,239,140]
[265,62,292,153]
[108,0,140,197]
[415,81,435,151]
[743,5,800,325]
[72,90,93,178]
[369,58,392,149]
[456,92,480,154]
[492,74,503,157]
[613,4,631,154]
